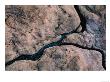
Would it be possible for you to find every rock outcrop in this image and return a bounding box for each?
[5,5,106,71]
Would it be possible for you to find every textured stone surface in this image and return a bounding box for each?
[5,5,106,71]
[37,45,104,71]
[5,60,37,71]
[77,5,106,51]
[5,5,80,62]
[63,31,95,48]
[6,45,104,71]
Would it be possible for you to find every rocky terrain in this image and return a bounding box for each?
[5,5,106,71]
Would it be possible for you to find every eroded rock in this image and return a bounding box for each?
[5,5,81,62]
[6,45,104,71]
[5,5,106,71]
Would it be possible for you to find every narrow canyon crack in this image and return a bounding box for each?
[5,6,106,70]
[5,24,80,66]
[5,24,106,70]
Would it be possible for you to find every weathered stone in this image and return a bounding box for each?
[5,5,81,62]
[35,45,104,71]
[5,5,106,71]
[63,31,95,48]
[5,60,37,71]
[73,6,106,58]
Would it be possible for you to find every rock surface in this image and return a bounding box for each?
[5,5,80,61]
[36,45,104,71]
[5,5,106,71]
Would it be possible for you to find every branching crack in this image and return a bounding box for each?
[5,6,106,70]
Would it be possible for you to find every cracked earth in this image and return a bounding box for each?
[5,5,106,71]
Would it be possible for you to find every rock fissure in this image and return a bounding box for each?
[5,24,80,66]
[5,5,106,70]
[5,23,106,70]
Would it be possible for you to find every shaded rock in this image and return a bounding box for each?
[76,5,106,51]
[84,5,105,15]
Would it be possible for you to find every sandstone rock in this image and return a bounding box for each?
[76,5,106,51]
[6,45,104,71]
[63,31,95,48]
[42,45,104,71]
[5,60,37,71]
[5,5,106,71]
[5,5,81,62]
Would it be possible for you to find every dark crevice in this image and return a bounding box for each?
[60,43,106,70]
[74,5,87,32]
[5,24,106,70]
[5,6,106,70]
[74,5,106,70]
[5,37,106,70]
[5,25,80,67]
